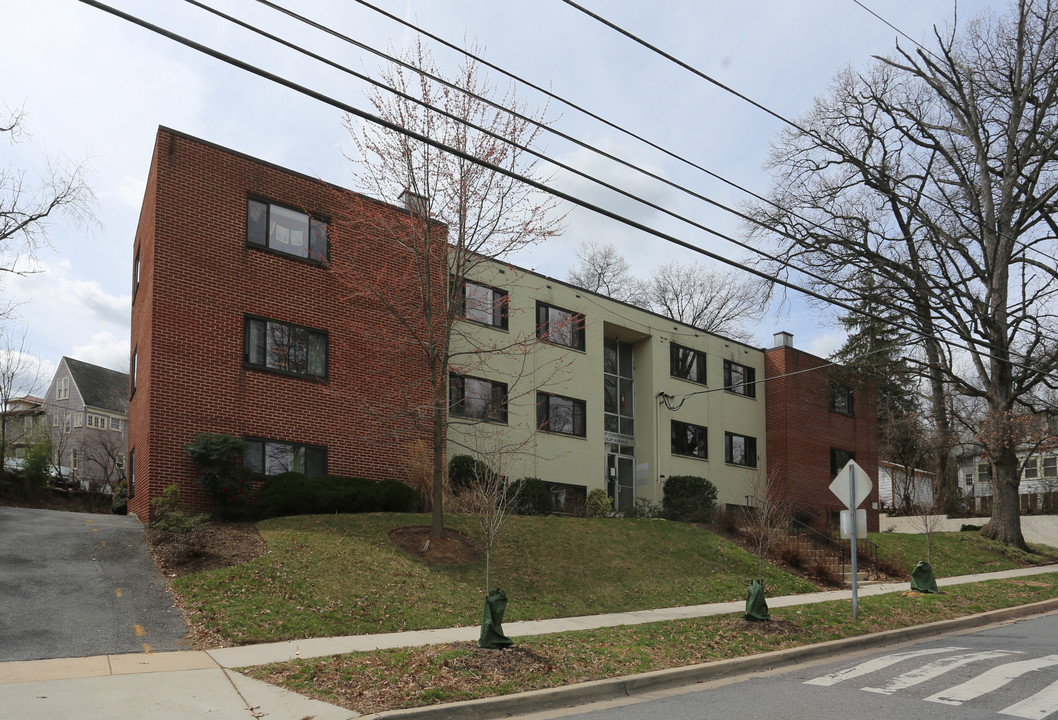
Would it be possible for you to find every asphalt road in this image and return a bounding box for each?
[0,507,188,661]
[521,611,1058,720]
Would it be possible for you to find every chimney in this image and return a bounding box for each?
[399,189,428,216]
[774,331,794,348]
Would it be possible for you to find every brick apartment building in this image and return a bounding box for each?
[130,127,878,524]
[128,127,438,520]
[764,332,880,531]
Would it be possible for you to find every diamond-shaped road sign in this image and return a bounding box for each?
[828,459,873,509]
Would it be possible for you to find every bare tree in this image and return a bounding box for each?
[339,40,565,539]
[741,469,790,584]
[1,104,94,309]
[0,323,45,462]
[566,242,767,342]
[644,261,767,344]
[749,1,1058,549]
[566,240,647,305]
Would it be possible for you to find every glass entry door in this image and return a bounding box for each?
[606,453,635,514]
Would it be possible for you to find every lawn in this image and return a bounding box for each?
[248,572,1058,715]
[870,529,1058,577]
[174,513,817,645]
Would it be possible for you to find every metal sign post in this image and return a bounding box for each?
[848,463,859,621]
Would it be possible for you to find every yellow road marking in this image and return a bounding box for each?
[100,540,107,547]
[142,643,152,654]
[133,625,146,637]
[115,588,123,598]
[91,528,99,532]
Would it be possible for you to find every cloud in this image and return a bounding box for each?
[71,332,129,373]
[807,331,844,360]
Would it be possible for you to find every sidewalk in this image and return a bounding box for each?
[3,564,1057,720]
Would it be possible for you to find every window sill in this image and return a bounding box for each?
[457,317,509,332]
[671,376,708,387]
[726,462,757,469]
[724,389,757,399]
[450,415,509,426]
[672,453,709,462]
[243,363,329,384]
[538,429,588,440]
[247,243,329,268]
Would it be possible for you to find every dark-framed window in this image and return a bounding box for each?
[1025,457,1039,480]
[244,437,327,478]
[670,344,707,385]
[459,280,508,329]
[723,360,756,397]
[830,382,855,416]
[247,197,329,261]
[537,392,587,437]
[536,302,585,351]
[672,420,708,459]
[977,461,992,484]
[133,246,140,300]
[130,347,137,398]
[244,315,328,381]
[830,447,856,478]
[127,448,135,497]
[725,432,757,467]
[449,374,508,423]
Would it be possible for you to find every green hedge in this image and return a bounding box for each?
[662,475,718,523]
[509,477,554,516]
[255,473,418,518]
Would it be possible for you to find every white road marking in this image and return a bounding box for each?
[1001,677,1058,719]
[863,650,1019,695]
[927,655,1058,706]
[805,647,967,687]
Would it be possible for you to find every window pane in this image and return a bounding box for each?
[266,322,291,371]
[247,199,267,246]
[619,378,633,417]
[619,341,633,379]
[305,447,327,478]
[463,377,492,418]
[550,396,574,434]
[309,218,328,261]
[1044,457,1057,478]
[265,442,295,474]
[269,205,310,258]
[287,326,308,374]
[464,282,495,325]
[307,332,327,377]
[604,337,618,375]
[604,376,618,414]
[244,440,263,474]
[549,307,573,347]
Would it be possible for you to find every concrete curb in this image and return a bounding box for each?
[363,597,1058,720]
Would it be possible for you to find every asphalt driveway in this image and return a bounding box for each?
[0,507,188,661]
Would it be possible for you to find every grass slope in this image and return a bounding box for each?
[870,530,1058,577]
[175,513,817,645]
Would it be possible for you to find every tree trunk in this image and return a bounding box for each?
[983,445,1028,550]
[430,377,446,539]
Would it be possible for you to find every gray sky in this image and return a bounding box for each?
[1,0,998,380]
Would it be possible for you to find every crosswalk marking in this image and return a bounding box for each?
[1001,678,1058,720]
[927,655,1058,706]
[804,647,967,686]
[863,650,1019,695]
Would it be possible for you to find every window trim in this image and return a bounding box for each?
[449,373,509,424]
[724,431,758,468]
[1043,456,1057,479]
[243,314,329,382]
[458,279,509,330]
[723,359,756,398]
[536,302,586,351]
[671,419,708,459]
[57,377,70,401]
[1024,457,1039,480]
[133,246,140,301]
[130,347,137,398]
[243,436,329,478]
[128,448,135,497]
[536,391,587,437]
[829,382,855,416]
[670,343,707,385]
[246,196,329,264]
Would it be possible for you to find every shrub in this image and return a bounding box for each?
[586,488,612,518]
[148,484,208,543]
[662,475,718,523]
[255,474,416,518]
[961,523,983,532]
[808,559,842,587]
[777,541,804,568]
[112,482,128,515]
[625,496,660,519]
[185,432,252,519]
[447,454,495,494]
[508,477,554,516]
[21,436,54,498]
[712,507,742,534]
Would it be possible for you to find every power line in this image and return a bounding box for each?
[78,0,1058,392]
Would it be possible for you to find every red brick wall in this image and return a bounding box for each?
[129,128,438,520]
[764,344,880,532]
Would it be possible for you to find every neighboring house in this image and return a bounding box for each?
[1,395,48,459]
[877,460,934,512]
[130,127,878,523]
[45,357,129,492]
[764,333,881,531]
[958,449,1058,513]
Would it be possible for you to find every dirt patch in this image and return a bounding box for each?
[149,521,268,578]
[388,525,482,565]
